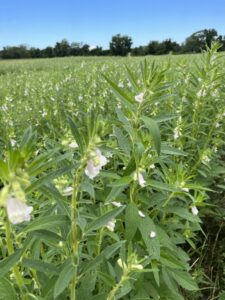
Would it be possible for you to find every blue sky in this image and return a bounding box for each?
[0,0,224,49]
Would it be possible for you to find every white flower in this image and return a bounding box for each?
[197,88,206,98]
[133,170,146,187]
[69,141,78,149]
[106,219,116,232]
[182,187,189,193]
[111,201,123,207]
[131,264,143,270]
[191,206,199,216]
[215,123,220,128]
[149,164,155,169]
[63,186,73,195]
[117,258,127,269]
[173,127,181,140]
[138,210,145,218]
[10,139,16,147]
[138,173,146,187]
[6,196,33,225]
[149,231,156,238]
[118,82,124,88]
[201,154,210,164]
[85,148,108,179]
[135,92,144,103]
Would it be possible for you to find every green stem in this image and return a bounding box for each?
[5,220,28,300]
[70,160,86,300]
[107,271,128,300]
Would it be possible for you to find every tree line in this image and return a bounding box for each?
[0,28,224,59]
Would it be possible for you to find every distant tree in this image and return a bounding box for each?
[41,46,55,58]
[159,39,181,54]
[81,44,90,55]
[184,29,218,52]
[131,46,148,56]
[54,39,71,57]
[90,46,103,56]
[1,44,30,59]
[70,42,82,56]
[30,47,42,58]
[147,41,161,55]
[109,34,132,56]
[217,35,225,51]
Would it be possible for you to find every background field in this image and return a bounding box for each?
[0,47,225,299]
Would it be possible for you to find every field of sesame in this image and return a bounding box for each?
[0,43,225,300]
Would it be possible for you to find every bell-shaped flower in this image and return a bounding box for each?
[138,173,146,187]
[133,170,146,187]
[149,231,156,238]
[191,206,199,216]
[85,148,108,180]
[135,92,144,103]
[138,210,145,218]
[106,219,116,232]
[6,196,33,225]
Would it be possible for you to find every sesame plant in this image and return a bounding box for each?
[0,43,225,299]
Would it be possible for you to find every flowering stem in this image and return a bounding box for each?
[107,271,129,300]
[70,160,86,300]
[5,219,28,300]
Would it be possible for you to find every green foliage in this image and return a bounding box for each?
[0,44,224,300]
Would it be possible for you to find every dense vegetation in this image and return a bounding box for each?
[0,43,225,300]
[1,28,225,59]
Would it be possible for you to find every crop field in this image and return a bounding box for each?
[0,43,225,300]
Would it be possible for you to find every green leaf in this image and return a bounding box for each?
[26,164,74,193]
[0,277,17,300]
[161,144,187,156]
[125,65,139,91]
[0,160,9,181]
[68,117,85,154]
[0,249,22,278]
[22,258,58,275]
[82,242,125,274]
[109,176,132,187]
[147,180,176,192]
[113,126,131,155]
[20,215,70,234]
[54,262,77,298]
[85,206,125,234]
[169,270,198,291]
[103,75,134,110]
[105,186,126,203]
[141,116,161,156]
[138,216,160,259]
[31,229,65,245]
[125,203,140,241]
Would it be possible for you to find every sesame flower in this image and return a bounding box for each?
[63,186,73,195]
[6,196,33,225]
[149,231,156,238]
[135,92,144,103]
[131,264,144,270]
[106,219,116,232]
[138,210,145,218]
[85,148,108,179]
[69,141,78,149]
[138,173,146,187]
[111,201,123,207]
[191,206,199,216]
[133,170,146,187]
